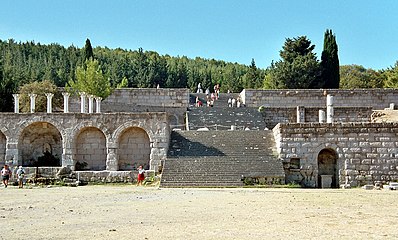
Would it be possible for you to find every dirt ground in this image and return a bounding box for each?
[1,185,397,240]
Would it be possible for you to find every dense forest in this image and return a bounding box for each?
[1,32,398,112]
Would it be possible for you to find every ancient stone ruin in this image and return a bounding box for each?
[1,88,398,188]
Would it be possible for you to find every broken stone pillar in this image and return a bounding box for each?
[45,93,54,113]
[62,92,70,113]
[296,106,305,123]
[106,148,118,171]
[95,97,102,113]
[12,94,19,113]
[326,94,334,123]
[321,175,333,188]
[88,95,94,113]
[319,110,326,123]
[29,94,37,113]
[390,103,395,110]
[80,92,86,113]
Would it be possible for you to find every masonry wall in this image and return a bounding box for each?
[0,112,170,173]
[242,89,398,109]
[273,122,398,187]
[263,107,372,129]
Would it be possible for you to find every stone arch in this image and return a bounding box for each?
[317,148,338,188]
[18,122,63,166]
[168,114,179,129]
[117,127,151,170]
[112,121,154,144]
[74,127,107,171]
[0,131,6,166]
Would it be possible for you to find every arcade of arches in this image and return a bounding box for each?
[0,113,169,172]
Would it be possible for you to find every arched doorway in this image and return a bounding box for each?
[18,122,62,166]
[118,127,150,170]
[317,148,338,188]
[0,131,6,166]
[75,127,107,170]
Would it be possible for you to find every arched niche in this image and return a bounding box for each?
[18,122,62,166]
[75,127,107,171]
[118,127,150,170]
[317,148,338,188]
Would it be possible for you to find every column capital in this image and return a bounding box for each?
[95,97,103,101]
[12,94,19,98]
[62,92,70,97]
[28,93,37,98]
[45,93,54,98]
[79,92,87,97]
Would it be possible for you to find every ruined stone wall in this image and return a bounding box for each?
[242,89,398,109]
[0,112,169,172]
[263,107,372,129]
[0,132,6,165]
[273,122,398,187]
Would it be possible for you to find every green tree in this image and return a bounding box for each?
[117,76,129,88]
[83,38,94,61]
[243,58,261,89]
[320,29,340,88]
[68,59,112,98]
[384,62,398,88]
[339,65,384,88]
[18,80,61,112]
[264,36,321,89]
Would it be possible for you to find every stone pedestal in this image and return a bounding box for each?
[321,175,333,188]
[296,106,305,123]
[319,110,326,123]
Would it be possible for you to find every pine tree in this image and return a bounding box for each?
[320,29,340,88]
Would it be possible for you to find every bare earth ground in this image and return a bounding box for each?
[1,185,398,240]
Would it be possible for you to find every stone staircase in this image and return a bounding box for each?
[160,130,284,187]
[188,93,267,131]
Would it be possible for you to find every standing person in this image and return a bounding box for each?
[137,166,145,186]
[1,165,12,188]
[16,166,25,188]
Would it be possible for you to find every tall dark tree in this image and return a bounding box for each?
[321,29,340,88]
[83,38,94,61]
[243,58,261,89]
[264,36,321,89]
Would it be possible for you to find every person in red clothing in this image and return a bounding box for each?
[137,166,145,186]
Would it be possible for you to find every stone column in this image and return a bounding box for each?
[62,92,70,113]
[29,94,37,113]
[296,106,305,123]
[95,97,102,113]
[319,110,326,123]
[12,94,20,113]
[106,147,118,171]
[88,95,94,113]
[326,94,334,123]
[80,92,86,113]
[45,93,54,113]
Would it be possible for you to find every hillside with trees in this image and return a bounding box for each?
[1,31,398,112]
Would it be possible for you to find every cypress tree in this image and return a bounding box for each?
[321,29,340,88]
[83,38,94,61]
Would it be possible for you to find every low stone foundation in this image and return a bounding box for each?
[75,171,135,183]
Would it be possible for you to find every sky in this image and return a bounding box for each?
[0,0,397,70]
